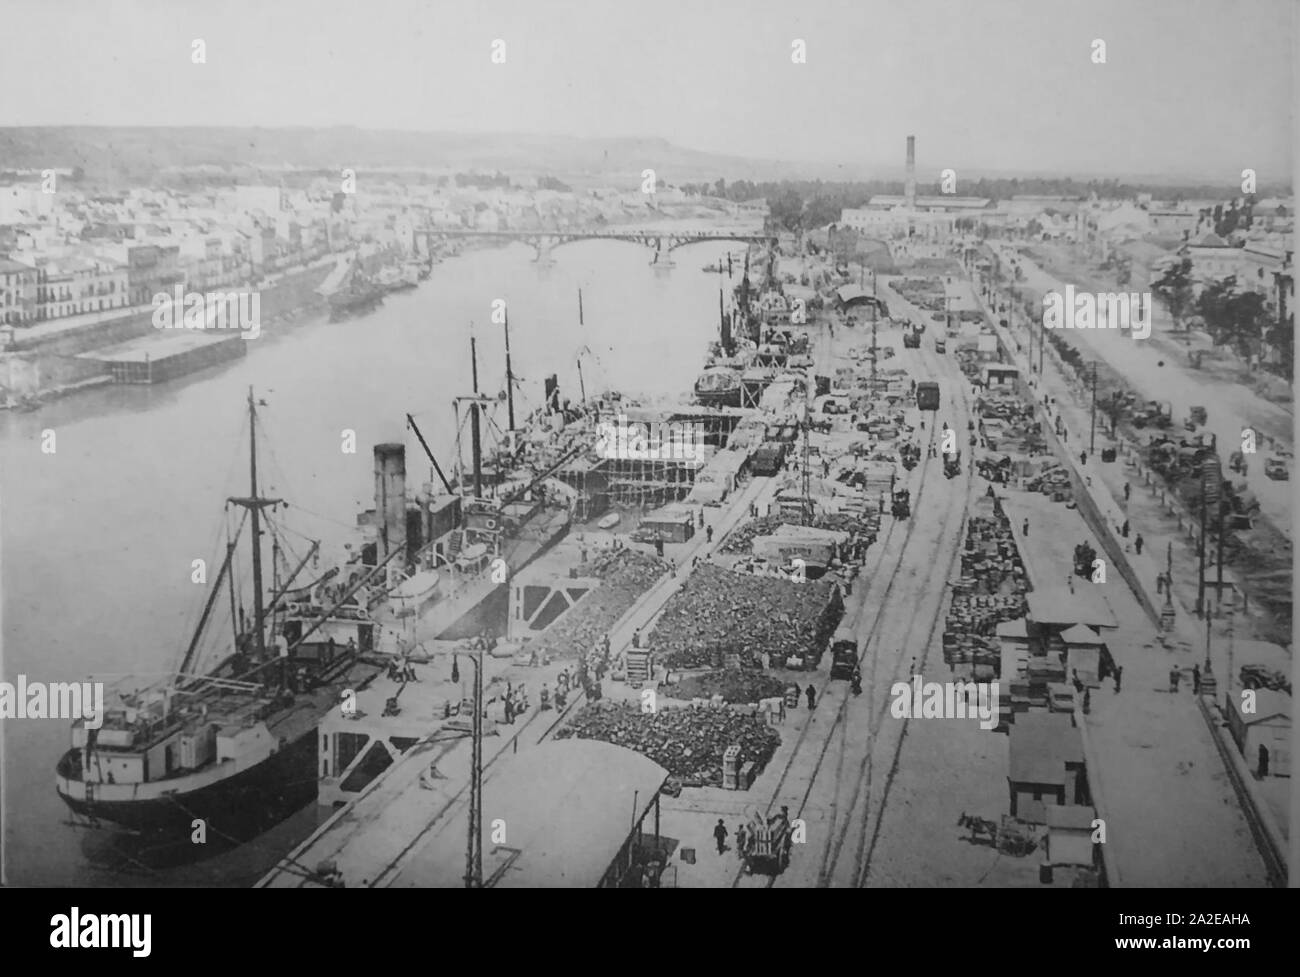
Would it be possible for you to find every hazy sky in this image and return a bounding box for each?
[2,0,1293,178]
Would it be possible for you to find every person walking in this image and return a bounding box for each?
[713,819,729,855]
[706,524,713,543]
[1192,664,1201,695]
[735,822,748,859]
[1113,665,1123,694]
[1134,533,1144,555]
[1022,519,1029,537]
[805,684,817,710]
[1080,450,1087,466]
[1121,519,1130,538]
[1123,481,1131,502]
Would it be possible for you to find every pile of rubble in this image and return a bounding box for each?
[652,563,844,670]
[526,549,668,661]
[556,700,781,787]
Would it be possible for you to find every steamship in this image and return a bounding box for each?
[56,388,385,839]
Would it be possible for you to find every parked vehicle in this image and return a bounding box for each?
[1265,452,1291,480]
[829,627,858,680]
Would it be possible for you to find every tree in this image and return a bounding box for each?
[1153,257,1195,330]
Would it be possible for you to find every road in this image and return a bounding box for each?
[991,243,1293,543]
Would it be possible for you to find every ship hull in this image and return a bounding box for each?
[56,729,318,840]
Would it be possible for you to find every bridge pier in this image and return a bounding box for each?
[650,239,675,270]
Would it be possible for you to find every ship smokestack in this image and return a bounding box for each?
[373,443,407,565]
[905,135,916,209]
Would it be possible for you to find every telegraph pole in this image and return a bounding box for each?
[1089,362,1098,454]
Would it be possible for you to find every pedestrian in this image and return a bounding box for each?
[713,818,729,855]
[735,822,748,859]
[1083,688,1091,714]
[698,510,705,528]
[1134,533,1143,555]
[503,695,515,725]
[1123,481,1131,502]
[1071,669,1084,695]
[1258,744,1270,778]
[706,525,713,543]
[1114,665,1123,694]
[632,630,641,649]
[1121,519,1130,538]
[1022,519,1029,537]
[1169,667,1181,693]
[1080,450,1087,465]
[806,684,817,710]
[1192,664,1201,695]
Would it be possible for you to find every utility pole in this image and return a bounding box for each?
[465,641,483,888]
[1089,362,1098,454]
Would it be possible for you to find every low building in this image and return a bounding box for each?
[1060,623,1105,687]
[1225,690,1290,778]
[1007,711,1088,822]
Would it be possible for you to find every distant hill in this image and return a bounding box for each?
[0,127,1285,196]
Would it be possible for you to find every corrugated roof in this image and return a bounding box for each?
[1046,804,1097,830]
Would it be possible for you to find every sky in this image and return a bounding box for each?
[0,0,1293,179]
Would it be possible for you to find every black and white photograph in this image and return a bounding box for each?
[0,0,1295,922]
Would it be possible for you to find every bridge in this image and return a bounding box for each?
[416,227,778,267]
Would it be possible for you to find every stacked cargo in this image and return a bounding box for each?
[556,700,781,788]
[943,503,1030,675]
[652,563,844,671]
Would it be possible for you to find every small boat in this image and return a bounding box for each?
[597,512,621,530]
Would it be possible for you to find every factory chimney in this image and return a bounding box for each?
[905,135,916,210]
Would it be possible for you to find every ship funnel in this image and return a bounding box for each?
[373,443,408,565]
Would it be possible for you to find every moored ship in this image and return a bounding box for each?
[55,388,388,840]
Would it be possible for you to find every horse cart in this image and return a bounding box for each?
[741,807,793,876]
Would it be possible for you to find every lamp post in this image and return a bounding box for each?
[417,641,486,888]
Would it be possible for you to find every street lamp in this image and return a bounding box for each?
[410,640,486,888]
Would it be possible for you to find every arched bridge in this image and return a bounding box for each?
[417,227,778,265]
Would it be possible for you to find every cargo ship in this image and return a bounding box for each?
[55,387,388,839]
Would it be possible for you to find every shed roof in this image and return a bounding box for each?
[1027,588,1118,629]
[1226,690,1291,725]
[1009,712,1083,785]
[1046,805,1097,830]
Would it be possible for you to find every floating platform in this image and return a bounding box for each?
[79,331,247,384]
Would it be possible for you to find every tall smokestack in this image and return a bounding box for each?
[905,135,916,209]
[373,443,407,565]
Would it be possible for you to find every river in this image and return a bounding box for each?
[0,231,754,886]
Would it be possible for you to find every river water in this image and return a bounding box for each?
[0,232,750,886]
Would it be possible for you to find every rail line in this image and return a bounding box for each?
[731,393,949,888]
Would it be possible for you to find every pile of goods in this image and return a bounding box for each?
[652,563,844,670]
[976,453,1012,483]
[889,277,946,311]
[556,701,781,787]
[664,670,789,704]
[943,505,1029,670]
[526,549,668,661]
[720,513,877,555]
[1024,463,1073,501]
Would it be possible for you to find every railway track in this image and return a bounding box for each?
[732,358,966,888]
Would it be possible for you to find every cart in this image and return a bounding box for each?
[742,810,793,876]
[891,488,911,519]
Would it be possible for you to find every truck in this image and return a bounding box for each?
[934,336,946,354]
[828,626,858,680]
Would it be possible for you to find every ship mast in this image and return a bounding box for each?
[503,305,516,435]
[470,336,483,499]
[228,387,281,662]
